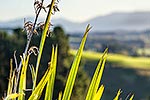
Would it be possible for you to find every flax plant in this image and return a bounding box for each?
[2,0,135,100]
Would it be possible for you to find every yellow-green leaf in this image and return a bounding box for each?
[33,0,57,89]
[113,89,122,100]
[129,94,134,100]
[58,91,62,100]
[93,49,107,95]
[7,59,13,95]
[4,93,22,100]
[28,64,53,100]
[45,46,57,100]
[93,85,105,100]
[86,48,108,100]
[18,55,30,100]
[62,24,91,100]
[29,65,36,84]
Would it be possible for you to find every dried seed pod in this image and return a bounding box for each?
[46,30,53,37]
[14,51,18,69]
[28,46,39,56]
[37,21,53,37]
[24,21,33,33]
[23,19,38,40]
[47,0,60,15]
[34,0,47,14]
[37,22,45,30]
[48,62,51,66]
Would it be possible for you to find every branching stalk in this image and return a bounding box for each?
[14,0,45,93]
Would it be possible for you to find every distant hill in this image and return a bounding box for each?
[1,12,150,33]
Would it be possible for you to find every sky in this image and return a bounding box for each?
[0,0,150,22]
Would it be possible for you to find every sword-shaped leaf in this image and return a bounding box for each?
[45,46,57,100]
[29,64,36,85]
[4,93,22,100]
[86,48,108,100]
[93,85,105,100]
[62,24,91,100]
[33,0,56,89]
[129,94,134,100]
[18,55,30,100]
[58,91,62,100]
[29,46,57,100]
[7,59,13,95]
[28,67,52,100]
[113,89,122,100]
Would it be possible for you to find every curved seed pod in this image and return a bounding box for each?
[28,46,39,56]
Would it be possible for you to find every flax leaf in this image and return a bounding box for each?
[113,89,122,100]
[93,85,105,100]
[62,24,91,100]
[45,46,57,100]
[18,55,30,100]
[86,48,108,100]
[33,0,57,89]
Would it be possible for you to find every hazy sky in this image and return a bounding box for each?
[0,0,150,22]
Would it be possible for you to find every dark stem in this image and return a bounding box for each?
[13,0,44,93]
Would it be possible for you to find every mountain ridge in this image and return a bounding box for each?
[1,12,150,33]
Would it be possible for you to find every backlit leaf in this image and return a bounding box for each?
[113,89,122,100]
[93,85,105,100]
[86,48,108,100]
[62,24,91,100]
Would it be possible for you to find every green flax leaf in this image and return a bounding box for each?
[129,94,134,100]
[28,66,53,100]
[33,0,56,89]
[62,24,91,100]
[18,55,30,100]
[4,93,22,100]
[93,49,107,96]
[7,59,13,95]
[29,65,36,85]
[93,85,105,100]
[45,46,58,100]
[113,89,122,100]
[85,48,108,100]
[58,91,62,100]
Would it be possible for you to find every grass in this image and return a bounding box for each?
[137,48,150,56]
[70,49,150,69]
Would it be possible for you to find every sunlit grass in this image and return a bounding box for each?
[70,49,150,69]
[137,48,150,56]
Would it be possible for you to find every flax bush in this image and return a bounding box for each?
[2,0,134,100]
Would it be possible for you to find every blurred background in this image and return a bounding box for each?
[0,0,150,100]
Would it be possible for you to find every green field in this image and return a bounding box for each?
[70,49,150,100]
[137,48,150,56]
[70,49,150,69]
